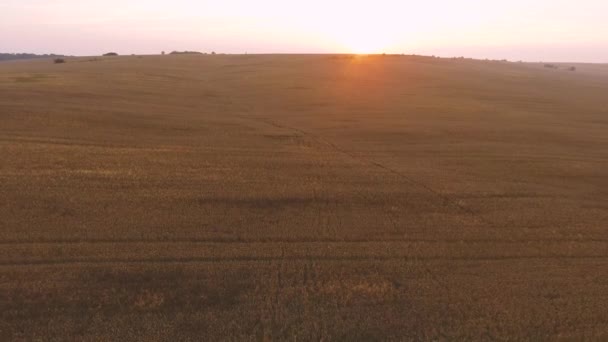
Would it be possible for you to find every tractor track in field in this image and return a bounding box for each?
[1,254,607,267]
[1,237,606,245]
[245,115,490,225]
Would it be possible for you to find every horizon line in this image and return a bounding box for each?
[2,52,606,65]
[3,51,608,64]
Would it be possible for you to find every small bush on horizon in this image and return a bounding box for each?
[103,52,118,57]
[54,58,66,64]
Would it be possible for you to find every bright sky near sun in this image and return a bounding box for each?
[2,0,608,62]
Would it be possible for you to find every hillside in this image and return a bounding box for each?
[1,54,607,340]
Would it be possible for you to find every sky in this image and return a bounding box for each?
[1,0,608,62]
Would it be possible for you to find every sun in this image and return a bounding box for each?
[348,40,386,55]
[331,25,397,54]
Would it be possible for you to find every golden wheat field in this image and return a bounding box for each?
[1,54,608,340]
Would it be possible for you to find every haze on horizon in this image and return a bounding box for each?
[2,0,608,62]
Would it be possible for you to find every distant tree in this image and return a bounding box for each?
[162,51,165,55]
[54,58,66,64]
[211,51,216,55]
[103,52,118,56]
[568,66,577,71]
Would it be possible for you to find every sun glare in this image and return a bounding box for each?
[330,24,398,54]
[348,41,385,55]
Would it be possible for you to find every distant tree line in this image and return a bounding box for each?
[0,53,66,62]
[168,51,203,55]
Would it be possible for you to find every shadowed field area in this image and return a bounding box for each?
[1,54,607,340]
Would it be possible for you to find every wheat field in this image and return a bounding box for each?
[1,54,607,340]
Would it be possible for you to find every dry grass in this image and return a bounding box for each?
[1,54,607,340]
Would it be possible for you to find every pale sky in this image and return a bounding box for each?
[2,0,608,62]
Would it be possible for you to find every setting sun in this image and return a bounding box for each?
[337,32,395,54]
[326,19,400,54]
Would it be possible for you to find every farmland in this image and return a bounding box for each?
[1,54,608,340]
